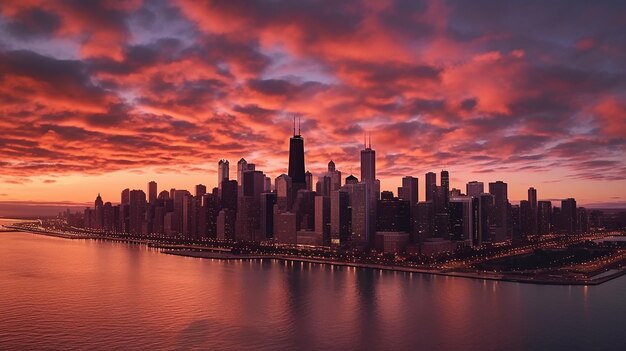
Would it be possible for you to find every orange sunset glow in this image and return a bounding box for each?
[0,0,625,211]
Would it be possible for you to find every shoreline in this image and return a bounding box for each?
[162,249,626,286]
[5,226,625,286]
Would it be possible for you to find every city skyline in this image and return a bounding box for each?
[1,1,625,208]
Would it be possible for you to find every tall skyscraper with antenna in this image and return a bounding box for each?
[288,115,306,197]
[361,133,375,183]
[359,132,379,245]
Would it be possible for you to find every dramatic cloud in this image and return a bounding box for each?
[0,0,625,203]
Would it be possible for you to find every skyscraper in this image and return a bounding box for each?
[236,158,247,197]
[538,200,552,235]
[315,195,331,245]
[528,187,537,209]
[288,118,306,193]
[425,172,437,203]
[440,170,449,211]
[561,198,577,235]
[315,175,332,197]
[330,190,350,246]
[520,200,532,240]
[359,135,379,245]
[218,159,229,191]
[342,182,370,245]
[488,181,508,242]
[129,190,146,235]
[121,188,130,205]
[397,176,418,205]
[195,184,207,198]
[327,160,342,190]
[466,181,484,197]
[260,192,276,239]
[275,174,293,211]
[148,181,157,204]
[360,136,375,183]
[528,187,538,235]
[94,193,104,229]
[478,193,494,244]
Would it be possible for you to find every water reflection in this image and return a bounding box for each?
[1,232,625,351]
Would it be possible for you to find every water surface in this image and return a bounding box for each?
[1,223,625,350]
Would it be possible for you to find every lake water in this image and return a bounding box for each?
[1,219,625,350]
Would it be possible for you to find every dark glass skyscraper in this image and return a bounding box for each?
[425,172,437,203]
[148,181,157,204]
[440,170,449,210]
[360,138,375,183]
[288,121,306,189]
[488,181,508,242]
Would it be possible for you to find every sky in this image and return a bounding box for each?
[0,0,625,209]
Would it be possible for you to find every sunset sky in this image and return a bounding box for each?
[1,0,625,209]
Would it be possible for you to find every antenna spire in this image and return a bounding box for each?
[298,116,301,135]
[293,114,296,136]
[368,132,371,148]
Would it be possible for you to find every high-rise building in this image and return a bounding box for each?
[466,181,484,197]
[449,196,473,242]
[94,193,104,229]
[552,206,562,233]
[345,174,358,185]
[315,195,331,245]
[182,193,198,239]
[528,187,537,209]
[288,118,306,196]
[260,193,276,239]
[220,180,238,211]
[148,181,157,204]
[425,172,437,203]
[275,174,293,211]
[316,175,332,197]
[236,170,266,241]
[538,200,552,235]
[103,202,114,231]
[169,189,189,235]
[129,190,146,235]
[509,204,520,242]
[414,202,434,240]
[488,181,508,242]
[195,184,207,198]
[478,193,494,244]
[158,190,169,200]
[264,176,272,192]
[330,190,350,246]
[561,198,577,235]
[528,187,538,235]
[243,170,265,198]
[274,211,297,245]
[520,200,532,240]
[327,160,342,191]
[237,158,248,197]
[342,182,371,246]
[440,170,449,211]
[577,207,589,233]
[360,137,379,245]
[360,136,376,183]
[121,188,130,205]
[376,195,410,232]
[218,159,229,192]
[397,176,418,206]
[201,193,219,238]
